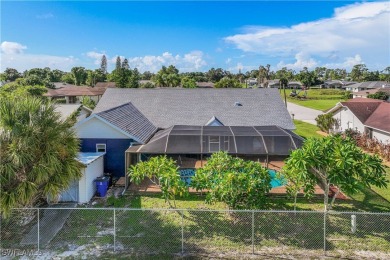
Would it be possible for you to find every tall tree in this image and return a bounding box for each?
[206,68,225,83]
[350,64,368,82]
[115,56,122,70]
[258,64,271,85]
[0,96,82,216]
[381,66,390,82]
[181,76,197,88]
[3,68,22,81]
[152,65,180,87]
[214,77,241,88]
[283,135,388,211]
[49,69,65,82]
[100,55,108,74]
[280,77,288,107]
[122,58,129,69]
[296,67,315,88]
[71,67,88,86]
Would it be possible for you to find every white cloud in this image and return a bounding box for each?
[1,41,27,54]
[324,54,364,69]
[1,53,77,72]
[228,62,256,73]
[36,13,54,19]
[225,2,390,70]
[127,51,207,72]
[277,52,318,70]
[0,41,77,71]
[86,51,106,65]
[225,58,232,64]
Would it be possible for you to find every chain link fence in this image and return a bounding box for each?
[1,208,389,258]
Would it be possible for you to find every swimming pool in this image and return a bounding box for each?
[268,169,287,188]
[179,168,286,188]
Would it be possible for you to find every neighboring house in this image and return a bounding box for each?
[322,80,355,89]
[266,79,302,89]
[245,78,258,88]
[94,82,117,88]
[343,81,390,92]
[353,87,390,101]
[267,79,280,88]
[44,86,107,104]
[196,82,215,88]
[75,88,299,178]
[327,98,390,143]
[288,81,303,89]
[55,104,92,122]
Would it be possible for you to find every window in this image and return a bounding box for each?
[96,144,106,153]
[209,136,220,152]
[223,136,229,151]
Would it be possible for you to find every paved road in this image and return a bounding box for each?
[286,102,323,125]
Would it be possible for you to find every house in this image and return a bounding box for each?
[266,79,303,89]
[327,98,390,143]
[245,78,258,88]
[322,80,355,89]
[288,81,303,89]
[94,82,117,88]
[44,86,107,104]
[267,79,280,88]
[196,82,215,88]
[353,87,390,101]
[343,81,390,92]
[75,88,300,180]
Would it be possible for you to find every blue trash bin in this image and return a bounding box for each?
[95,176,109,197]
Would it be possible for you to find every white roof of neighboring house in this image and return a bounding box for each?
[55,104,92,121]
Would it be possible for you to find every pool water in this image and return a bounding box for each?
[179,168,286,188]
[268,169,287,188]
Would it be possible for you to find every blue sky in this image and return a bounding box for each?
[1,1,389,73]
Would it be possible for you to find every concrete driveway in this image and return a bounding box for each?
[286,102,323,125]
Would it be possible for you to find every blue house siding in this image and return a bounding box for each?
[80,138,133,177]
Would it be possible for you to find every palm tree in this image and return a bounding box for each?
[280,77,289,108]
[0,96,82,217]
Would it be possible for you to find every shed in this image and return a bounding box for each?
[57,152,105,203]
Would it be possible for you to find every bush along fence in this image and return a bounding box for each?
[345,129,390,161]
[1,208,390,258]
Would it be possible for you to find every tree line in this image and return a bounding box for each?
[1,55,389,89]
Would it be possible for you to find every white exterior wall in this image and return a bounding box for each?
[78,156,104,203]
[332,107,365,133]
[372,129,390,144]
[76,116,129,139]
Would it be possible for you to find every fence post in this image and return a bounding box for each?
[323,211,327,255]
[37,208,40,252]
[113,209,116,252]
[181,210,184,255]
[252,210,255,255]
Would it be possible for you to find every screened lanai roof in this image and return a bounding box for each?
[126,125,304,156]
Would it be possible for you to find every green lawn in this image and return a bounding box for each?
[288,98,341,111]
[281,89,346,111]
[293,119,323,139]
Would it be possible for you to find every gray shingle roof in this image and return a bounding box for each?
[96,102,157,143]
[93,88,295,130]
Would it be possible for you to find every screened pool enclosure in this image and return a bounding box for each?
[126,125,303,156]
